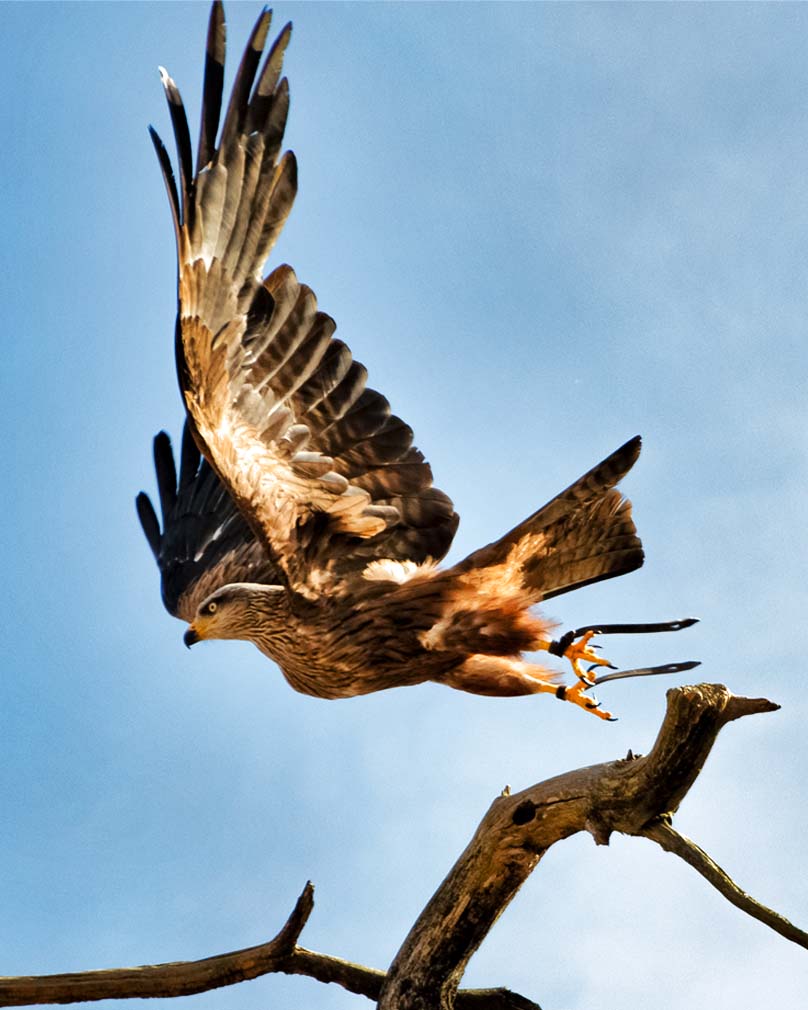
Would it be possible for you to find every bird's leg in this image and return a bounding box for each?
[441,655,616,721]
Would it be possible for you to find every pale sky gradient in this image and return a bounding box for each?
[3,3,807,1008]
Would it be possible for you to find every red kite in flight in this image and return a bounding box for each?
[137,3,696,719]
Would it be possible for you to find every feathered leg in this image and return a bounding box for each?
[441,655,615,721]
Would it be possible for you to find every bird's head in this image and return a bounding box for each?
[184,583,286,648]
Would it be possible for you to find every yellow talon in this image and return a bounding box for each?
[557,678,616,721]
[563,629,613,685]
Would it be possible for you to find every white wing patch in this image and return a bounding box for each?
[362,558,437,584]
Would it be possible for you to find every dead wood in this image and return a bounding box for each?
[0,684,799,1010]
[376,685,791,1009]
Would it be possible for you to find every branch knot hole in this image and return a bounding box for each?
[512,800,538,826]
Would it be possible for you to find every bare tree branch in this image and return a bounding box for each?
[0,884,315,1006]
[1,684,797,1010]
[0,896,538,1009]
[377,684,786,1009]
[282,947,385,1001]
[641,817,808,950]
[285,946,543,1010]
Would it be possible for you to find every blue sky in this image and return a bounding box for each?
[3,2,807,1007]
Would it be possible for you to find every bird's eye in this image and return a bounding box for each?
[206,601,218,615]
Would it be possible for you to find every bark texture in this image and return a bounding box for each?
[0,684,799,1010]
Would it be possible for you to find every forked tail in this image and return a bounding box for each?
[452,435,644,603]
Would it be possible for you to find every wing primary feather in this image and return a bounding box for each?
[219,7,272,155]
[255,148,297,273]
[220,132,264,274]
[213,140,247,264]
[135,492,161,560]
[158,68,194,230]
[245,22,292,136]
[149,126,181,251]
[255,22,291,98]
[233,146,297,283]
[153,430,178,522]
[179,419,202,491]
[197,0,226,173]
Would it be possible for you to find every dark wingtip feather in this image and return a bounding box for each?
[255,21,292,98]
[179,420,202,491]
[253,7,273,49]
[219,6,273,152]
[153,430,178,522]
[244,22,293,136]
[136,492,161,560]
[159,67,194,227]
[197,0,226,171]
[284,146,298,185]
[149,125,182,241]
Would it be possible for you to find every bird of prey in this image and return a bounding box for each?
[137,2,696,720]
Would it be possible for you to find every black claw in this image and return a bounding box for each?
[586,700,602,709]
[607,716,619,722]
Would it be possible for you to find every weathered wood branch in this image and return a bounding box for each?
[1,684,798,1010]
[640,817,808,949]
[283,948,541,1009]
[0,888,536,1008]
[377,684,787,1009]
[0,884,315,1006]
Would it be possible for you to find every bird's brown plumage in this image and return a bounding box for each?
[150,4,457,598]
[137,2,668,719]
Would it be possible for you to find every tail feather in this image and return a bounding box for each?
[453,437,644,602]
[527,489,643,600]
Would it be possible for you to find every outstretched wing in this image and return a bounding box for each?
[150,2,457,592]
[136,421,280,622]
[453,436,644,602]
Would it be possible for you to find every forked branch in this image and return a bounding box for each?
[0,684,800,1010]
[376,684,795,1008]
